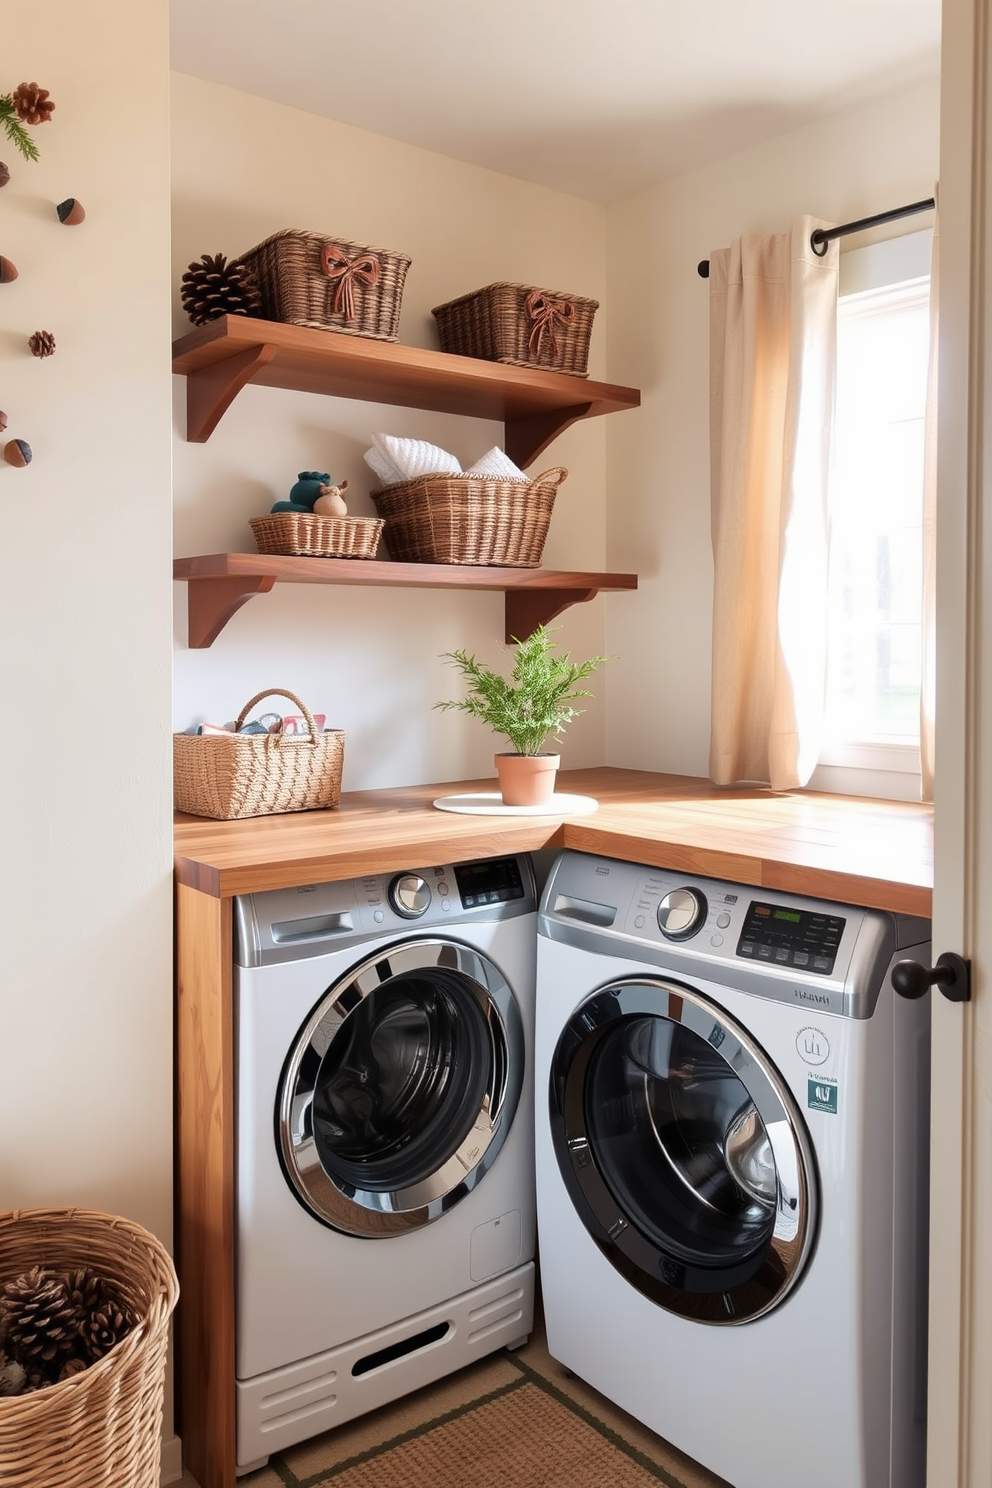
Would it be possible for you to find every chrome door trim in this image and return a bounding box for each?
[279,938,524,1236]
[550,976,818,1323]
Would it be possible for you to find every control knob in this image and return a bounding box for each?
[657,887,708,941]
[388,872,432,919]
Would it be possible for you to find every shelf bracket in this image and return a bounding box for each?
[505,404,593,469]
[504,587,598,643]
[186,575,277,648]
[185,343,279,443]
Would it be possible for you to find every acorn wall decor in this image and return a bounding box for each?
[0,82,54,163]
[56,197,84,226]
[28,330,55,358]
[4,439,32,467]
[0,256,17,283]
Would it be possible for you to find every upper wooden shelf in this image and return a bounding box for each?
[171,316,641,467]
[174,551,638,648]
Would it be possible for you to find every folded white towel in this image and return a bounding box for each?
[366,432,462,483]
[364,443,405,485]
[463,446,528,481]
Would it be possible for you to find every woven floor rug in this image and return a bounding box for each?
[239,1324,730,1488]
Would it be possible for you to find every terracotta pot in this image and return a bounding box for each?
[495,752,560,807]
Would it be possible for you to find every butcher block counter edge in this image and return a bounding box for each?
[174,766,933,917]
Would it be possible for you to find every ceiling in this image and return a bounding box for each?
[169,0,941,204]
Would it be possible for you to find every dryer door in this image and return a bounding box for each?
[550,977,817,1323]
[279,938,524,1236]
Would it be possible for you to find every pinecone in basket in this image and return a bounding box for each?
[11,82,55,126]
[78,1285,137,1364]
[181,252,261,325]
[0,1266,79,1370]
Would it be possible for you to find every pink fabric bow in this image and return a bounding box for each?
[526,290,575,357]
[321,244,380,321]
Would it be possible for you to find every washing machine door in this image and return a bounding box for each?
[550,977,817,1323]
[279,938,524,1236]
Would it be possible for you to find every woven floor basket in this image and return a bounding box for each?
[432,282,598,376]
[174,688,345,819]
[371,467,567,567]
[0,1207,179,1488]
[239,230,411,340]
[250,513,384,559]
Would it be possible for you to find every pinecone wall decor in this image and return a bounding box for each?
[181,252,261,325]
[28,329,56,358]
[0,81,55,163]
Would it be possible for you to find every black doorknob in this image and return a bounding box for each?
[891,951,971,1003]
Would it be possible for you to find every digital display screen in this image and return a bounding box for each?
[454,857,524,907]
[737,901,846,974]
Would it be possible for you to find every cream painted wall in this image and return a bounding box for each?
[0,0,175,1464]
[171,74,613,788]
[604,75,941,781]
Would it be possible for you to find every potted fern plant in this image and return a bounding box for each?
[435,625,610,806]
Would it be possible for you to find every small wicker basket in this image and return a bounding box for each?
[250,512,384,559]
[432,282,598,375]
[174,688,345,820]
[372,467,567,567]
[239,230,411,340]
[0,1207,179,1488]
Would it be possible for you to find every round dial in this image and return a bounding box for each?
[657,887,708,941]
[388,873,432,919]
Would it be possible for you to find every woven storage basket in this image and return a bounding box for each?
[250,512,384,559]
[0,1207,179,1488]
[239,230,411,340]
[432,282,598,375]
[174,688,345,820]
[372,467,567,567]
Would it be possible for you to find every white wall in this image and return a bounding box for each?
[171,74,613,788]
[0,0,176,1465]
[604,75,941,782]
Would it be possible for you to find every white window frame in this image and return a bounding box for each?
[808,227,932,803]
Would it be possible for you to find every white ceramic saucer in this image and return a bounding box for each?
[432,792,599,817]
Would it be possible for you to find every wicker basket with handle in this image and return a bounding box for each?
[0,1207,179,1488]
[249,512,384,559]
[238,231,412,340]
[174,688,345,820]
[432,283,598,375]
[371,467,567,567]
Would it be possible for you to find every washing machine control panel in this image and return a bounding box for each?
[657,887,708,940]
[387,872,433,919]
[737,901,847,975]
[454,855,526,908]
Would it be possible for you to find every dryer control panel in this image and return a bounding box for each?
[236,853,536,968]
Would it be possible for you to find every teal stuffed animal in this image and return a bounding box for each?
[270,470,332,515]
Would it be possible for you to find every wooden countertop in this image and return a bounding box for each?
[174,767,933,917]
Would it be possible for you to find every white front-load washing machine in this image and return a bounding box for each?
[234,853,537,1472]
[535,850,931,1488]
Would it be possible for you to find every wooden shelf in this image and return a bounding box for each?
[171,316,640,466]
[173,551,638,647]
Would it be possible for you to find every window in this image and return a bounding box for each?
[811,230,932,800]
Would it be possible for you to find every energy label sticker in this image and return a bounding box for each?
[808,1079,838,1115]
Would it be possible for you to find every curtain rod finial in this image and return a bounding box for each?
[698,260,710,279]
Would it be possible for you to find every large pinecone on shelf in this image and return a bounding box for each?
[12,82,55,126]
[181,252,261,325]
[1,1267,79,1369]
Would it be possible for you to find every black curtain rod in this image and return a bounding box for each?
[696,196,936,279]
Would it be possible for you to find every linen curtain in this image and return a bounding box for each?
[708,216,838,792]
[920,195,939,803]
